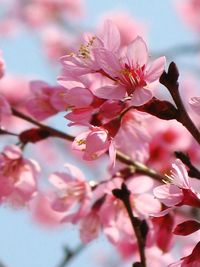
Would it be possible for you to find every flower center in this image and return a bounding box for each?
[78,36,96,59]
[120,65,146,95]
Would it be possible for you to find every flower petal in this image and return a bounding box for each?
[130,88,152,106]
[145,56,166,83]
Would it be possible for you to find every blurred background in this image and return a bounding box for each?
[0,0,199,266]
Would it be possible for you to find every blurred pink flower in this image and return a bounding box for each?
[99,11,146,46]
[79,210,101,243]
[26,80,67,120]
[0,145,39,206]
[177,0,200,33]
[49,163,92,223]
[30,192,64,228]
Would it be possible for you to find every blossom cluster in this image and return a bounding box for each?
[1,1,200,267]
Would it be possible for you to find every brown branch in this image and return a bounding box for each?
[12,108,166,182]
[12,108,74,142]
[116,151,166,182]
[160,62,200,145]
[113,183,147,267]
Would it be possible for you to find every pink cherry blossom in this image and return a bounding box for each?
[154,159,200,208]
[147,118,193,171]
[41,26,73,62]
[30,192,64,228]
[99,176,161,247]
[49,163,92,223]
[72,126,116,165]
[0,145,39,206]
[177,0,200,33]
[114,110,150,162]
[0,75,30,109]
[59,20,120,80]
[93,36,165,106]
[26,80,66,120]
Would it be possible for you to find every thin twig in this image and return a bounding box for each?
[57,244,85,267]
[12,108,74,142]
[0,128,18,136]
[160,62,200,145]
[113,184,147,267]
[12,108,166,182]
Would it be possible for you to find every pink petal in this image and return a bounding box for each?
[49,173,71,189]
[127,176,153,194]
[135,194,161,216]
[126,36,148,68]
[130,88,152,106]
[101,20,121,52]
[91,85,126,100]
[26,98,57,120]
[84,130,109,160]
[145,56,166,83]
[153,184,183,207]
[66,87,93,108]
[0,95,12,116]
[109,141,116,168]
[93,48,121,78]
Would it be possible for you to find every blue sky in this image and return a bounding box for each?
[0,1,198,267]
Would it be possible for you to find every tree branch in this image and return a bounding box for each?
[160,62,200,145]
[12,108,166,182]
[113,183,147,267]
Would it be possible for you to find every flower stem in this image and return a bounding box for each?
[12,108,166,182]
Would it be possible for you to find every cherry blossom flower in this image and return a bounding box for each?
[72,126,116,165]
[114,110,150,162]
[30,192,63,228]
[99,176,161,247]
[59,20,120,80]
[92,36,165,106]
[0,145,39,206]
[49,164,92,224]
[26,80,67,120]
[177,0,200,33]
[154,159,200,208]
[146,118,192,171]
[0,75,30,109]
